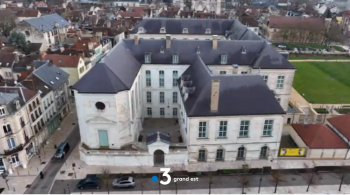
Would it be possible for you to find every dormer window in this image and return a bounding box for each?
[145,52,151,63]
[6,63,9,66]
[220,55,227,64]
[160,27,166,33]
[0,107,5,116]
[15,100,20,109]
[205,28,211,34]
[196,47,200,54]
[138,27,144,33]
[225,30,230,37]
[182,28,189,34]
[172,53,179,64]
[242,46,246,54]
[160,46,164,53]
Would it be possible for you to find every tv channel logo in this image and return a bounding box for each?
[152,168,198,185]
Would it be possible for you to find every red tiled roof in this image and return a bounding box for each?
[71,37,100,51]
[16,9,39,17]
[292,124,348,149]
[43,54,81,68]
[327,114,350,140]
[268,16,326,30]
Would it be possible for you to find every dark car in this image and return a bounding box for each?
[54,142,70,159]
[77,177,101,190]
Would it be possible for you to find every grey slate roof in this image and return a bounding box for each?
[0,93,26,118]
[25,14,71,32]
[33,60,70,90]
[179,55,285,117]
[146,132,171,145]
[73,38,295,94]
[130,18,235,35]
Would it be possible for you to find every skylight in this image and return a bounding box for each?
[50,81,54,85]
[56,77,59,80]
[44,85,49,89]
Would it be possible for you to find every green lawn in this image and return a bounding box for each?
[274,43,345,51]
[293,62,350,104]
[289,55,350,60]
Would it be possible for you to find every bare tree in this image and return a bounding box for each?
[97,168,111,194]
[138,166,145,194]
[235,163,250,194]
[271,170,285,193]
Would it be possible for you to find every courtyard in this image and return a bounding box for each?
[292,62,350,104]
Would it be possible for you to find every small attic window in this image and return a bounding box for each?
[6,63,9,66]
[15,100,20,109]
[205,28,211,34]
[242,46,247,54]
[220,55,227,64]
[138,27,144,33]
[182,28,189,34]
[196,47,200,54]
[38,90,42,94]
[145,52,151,63]
[57,71,61,74]
[44,85,49,89]
[56,77,59,80]
[50,81,54,85]
[160,46,164,53]
[58,59,62,63]
[160,27,166,33]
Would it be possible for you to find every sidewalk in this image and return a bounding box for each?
[0,107,78,194]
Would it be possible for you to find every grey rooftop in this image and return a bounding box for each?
[25,13,71,32]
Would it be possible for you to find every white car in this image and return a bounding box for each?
[293,48,298,51]
[112,177,135,188]
[277,45,286,49]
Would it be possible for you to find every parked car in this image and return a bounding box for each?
[321,49,328,52]
[54,142,70,159]
[305,48,309,51]
[112,177,135,188]
[77,177,101,190]
[293,48,298,51]
[277,44,286,49]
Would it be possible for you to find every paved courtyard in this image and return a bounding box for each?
[140,118,182,143]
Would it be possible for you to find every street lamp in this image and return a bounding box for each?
[1,171,10,190]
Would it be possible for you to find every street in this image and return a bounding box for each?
[24,124,80,194]
[50,171,350,194]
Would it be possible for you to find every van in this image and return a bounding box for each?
[54,142,70,159]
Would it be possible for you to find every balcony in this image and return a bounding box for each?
[4,144,24,155]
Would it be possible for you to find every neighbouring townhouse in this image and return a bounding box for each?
[41,53,89,85]
[15,9,41,23]
[72,19,296,168]
[0,88,38,174]
[13,14,71,46]
[70,37,103,66]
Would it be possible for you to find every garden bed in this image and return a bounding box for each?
[314,108,329,114]
[335,109,350,114]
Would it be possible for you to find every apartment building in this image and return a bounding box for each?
[72,19,295,167]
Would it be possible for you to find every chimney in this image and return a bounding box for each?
[212,35,217,50]
[41,51,47,60]
[166,34,171,49]
[210,80,220,112]
[134,34,139,45]
[88,42,94,50]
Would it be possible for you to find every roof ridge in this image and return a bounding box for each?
[102,63,128,90]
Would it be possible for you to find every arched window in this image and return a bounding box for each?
[260,146,269,159]
[205,28,211,34]
[182,28,189,34]
[237,146,245,160]
[198,149,206,161]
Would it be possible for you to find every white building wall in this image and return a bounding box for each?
[186,115,284,162]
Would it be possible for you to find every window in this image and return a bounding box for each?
[239,120,250,137]
[7,138,16,149]
[160,108,165,117]
[0,107,5,116]
[173,108,177,117]
[147,107,152,116]
[263,75,268,83]
[3,124,11,135]
[159,71,164,87]
[276,76,285,89]
[173,71,178,87]
[205,28,211,34]
[198,150,206,161]
[146,70,151,87]
[218,121,227,138]
[241,71,248,74]
[182,28,189,34]
[172,53,179,64]
[198,122,207,138]
[260,146,268,158]
[160,92,165,103]
[160,27,166,33]
[263,120,274,136]
[237,147,245,159]
[276,97,281,103]
[216,149,224,161]
[146,92,152,103]
[145,53,151,63]
[220,55,227,64]
[173,92,178,103]
[15,101,20,109]
[138,27,144,33]
[220,71,226,75]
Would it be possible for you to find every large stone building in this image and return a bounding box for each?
[72,19,296,167]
